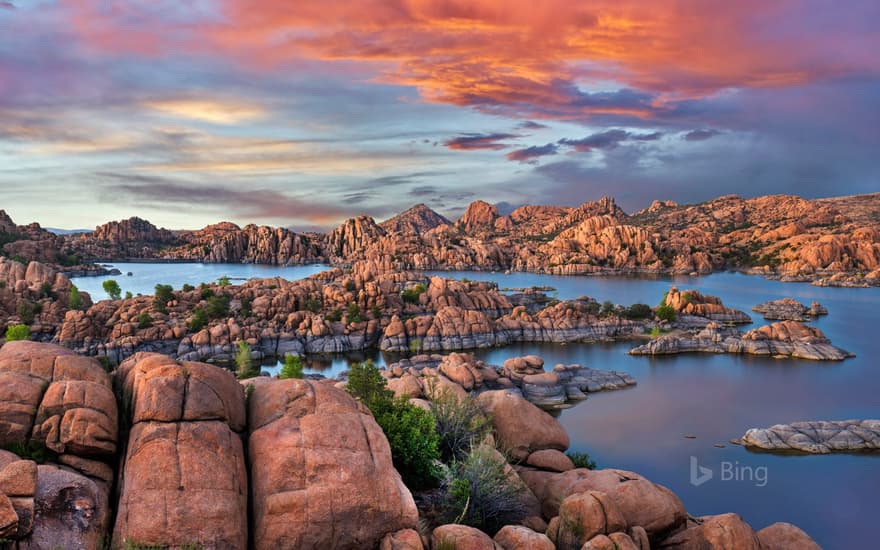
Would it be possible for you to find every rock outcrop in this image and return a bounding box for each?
[753,298,828,321]
[247,378,418,549]
[0,341,117,548]
[630,320,853,361]
[742,419,880,454]
[664,286,752,325]
[112,353,248,549]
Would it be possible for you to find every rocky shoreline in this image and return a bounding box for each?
[0,340,822,549]
[741,420,880,454]
[629,321,854,361]
[752,299,828,321]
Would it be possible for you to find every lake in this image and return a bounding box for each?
[69,262,329,298]
[76,264,880,547]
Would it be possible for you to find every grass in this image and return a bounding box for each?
[566,451,597,470]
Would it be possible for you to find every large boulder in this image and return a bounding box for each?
[546,490,627,549]
[112,353,248,549]
[493,525,554,550]
[432,524,501,550]
[757,522,821,550]
[476,390,569,460]
[659,513,761,549]
[249,379,418,549]
[542,468,686,541]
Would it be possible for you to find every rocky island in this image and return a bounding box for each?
[752,299,828,321]
[742,420,880,454]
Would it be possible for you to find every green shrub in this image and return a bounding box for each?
[408,338,423,354]
[347,360,441,489]
[153,284,173,313]
[625,303,652,319]
[206,295,230,319]
[217,275,231,286]
[200,286,215,299]
[566,451,597,470]
[3,440,56,464]
[656,302,676,322]
[68,286,84,310]
[4,324,29,341]
[401,283,427,304]
[304,297,322,313]
[344,280,356,292]
[16,300,37,324]
[96,355,115,373]
[235,341,257,379]
[239,296,252,318]
[430,387,493,461]
[371,305,382,319]
[11,255,27,265]
[38,281,53,298]
[649,326,662,338]
[600,300,616,317]
[189,308,208,331]
[181,283,195,292]
[346,302,362,323]
[124,291,133,299]
[326,309,342,322]
[137,312,153,329]
[438,445,529,534]
[102,279,122,300]
[279,355,304,379]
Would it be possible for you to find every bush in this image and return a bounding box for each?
[346,302,362,323]
[326,309,342,322]
[239,296,252,318]
[11,255,27,265]
[3,440,55,464]
[430,388,493,461]
[625,303,652,319]
[200,286,215,299]
[154,284,174,313]
[347,360,441,489]
[344,280,356,292]
[304,297,322,313]
[189,308,208,332]
[371,305,382,319]
[656,302,676,322]
[566,451,597,470]
[16,300,37,324]
[38,281,53,299]
[206,295,230,319]
[600,300,616,317]
[181,283,195,292]
[124,291,133,300]
[68,286,84,310]
[102,279,122,300]
[217,275,231,286]
[401,283,427,304]
[137,312,153,329]
[235,341,257,379]
[438,445,529,534]
[279,354,305,379]
[649,326,662,338]
[4,324,29,341]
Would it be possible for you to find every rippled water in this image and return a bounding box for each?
[75,264,879,546]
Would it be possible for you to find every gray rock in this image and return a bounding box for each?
[742,420,880,453]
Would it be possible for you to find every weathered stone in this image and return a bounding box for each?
[742,419,880,453]
[476,390,568,460]
[757,522,821,549]
[493,524,554,550]
[0,459,37,496]
[432,524,501,550]
[380,528,425,550]
[525,449,574,472]
[546,490,627,549]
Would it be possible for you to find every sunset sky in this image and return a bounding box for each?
[1,1,877,231]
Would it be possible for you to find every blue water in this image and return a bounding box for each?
[73,264,878,547]
[70,262,329,299]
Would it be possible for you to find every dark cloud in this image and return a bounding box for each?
[516,121,549,130]
[556,129,664,153]
[683,129,721,141]
[0,2,15,10]
[443,133,519,150]
[506,143,559,163]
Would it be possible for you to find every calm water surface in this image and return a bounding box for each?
[70,262,328,298]
[77,265,878,547]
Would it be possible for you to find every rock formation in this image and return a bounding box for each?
[742,420,880,453]
[630,320,853,361]
[752,298,828,321]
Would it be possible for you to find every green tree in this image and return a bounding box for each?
[600,300,616,317]
[279,355,305,379]
[401,283,427,304]
[206,295,230,319]
[124,291,133,300]
[154,284,174,313]
[217,275,231,286]
[68,285,84,310]
[188,308,208,331]
[430,387,493,461]
[4,324,30,341]
[16,300,37,324]
[102,279,122,300]
[346,302,362,323]
[656,302,676,322]
[137,312,153,329]
[38,282,53,299]
[235,341,257,379]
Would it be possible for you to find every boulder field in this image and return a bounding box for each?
[0,341,822,549]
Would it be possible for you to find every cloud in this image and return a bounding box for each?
[0,2,15,10]
[683,129,722,141]
[143,98,267,124]
[444,133,519,151]
[99,173,358,225]
[517,121,549,130]
[557,129,661,152]
[506,143,558,163]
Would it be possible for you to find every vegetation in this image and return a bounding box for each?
[68,285,84,310]
[600,300,616,317]
[649,326,663,338]
[235,341,258,379]
[96,355,114,373]
[438,445,529,534]
[279,354,305,379]
[124,291,133,300]
[102,279,122,300]
[38,281,53,298]
[200,285,215,299]
[430,388,493,461]
[4,324,30,341]
[344,280,357,292]
[217,275,231,286]
[181,283,195,292]
[566,451,597,470]
[326,308,343,322]
[137,312,153,329]
[188,308,208,331]
[346,360,441,489]
[3,440,56,464]
[304,297,322,313]
[624,303,653,319]
[408,338,423,354]
[16,300,37,324]
[153,284,174,313]
[401,283,427,304]
[371,305,382,319]
[346,302,362,323]
[206,295,230,319]
[239,296,252,318]
[656,302,676,322]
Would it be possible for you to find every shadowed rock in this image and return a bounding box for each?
[742,419,880,453]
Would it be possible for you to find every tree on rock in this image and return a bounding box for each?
[4,324,30,341]
[68,285,84,310]
[102,279,121,300]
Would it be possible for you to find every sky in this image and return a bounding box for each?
[0,0,878,231]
